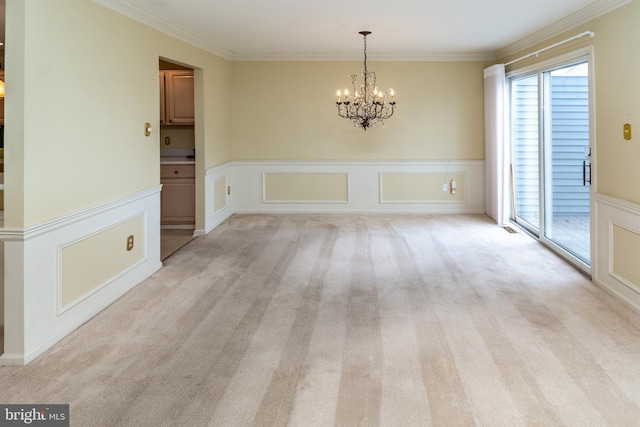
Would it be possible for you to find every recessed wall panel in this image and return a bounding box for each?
[214,178,227,212]
[381,173,465,203]
[264,173,349,203]
[60,214,146,311]
[612,223,640,292]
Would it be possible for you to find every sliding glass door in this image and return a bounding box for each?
[512,74,540,233]
[542,63,591,263]
[510,54,592,272]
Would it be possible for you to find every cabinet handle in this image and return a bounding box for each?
[174,170,179,174]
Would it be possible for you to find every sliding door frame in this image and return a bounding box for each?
[507,46,596,275]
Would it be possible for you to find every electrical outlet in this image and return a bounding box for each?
[126,235,134,251]
[442,183,448,192]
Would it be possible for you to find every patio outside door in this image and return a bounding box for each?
[511,57,591,273]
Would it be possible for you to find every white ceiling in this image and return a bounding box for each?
[70,0,636,60]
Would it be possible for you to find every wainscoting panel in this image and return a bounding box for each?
[611,223,640,290]
[0,186,162,366]
[263,172,349,203]
[214,178,228,213]
[60,214,146,312]
[201,162,233,236]
[233,160,484,214]
[594,193,640,311]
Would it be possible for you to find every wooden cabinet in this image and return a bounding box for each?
[161,163,195,225]
[160,70,194,125]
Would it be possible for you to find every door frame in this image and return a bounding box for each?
[507,46,596,275]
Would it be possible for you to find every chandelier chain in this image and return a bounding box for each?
[363,33,368,74]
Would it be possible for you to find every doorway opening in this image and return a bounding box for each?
[159,59,196,260]
[509,52,592,274]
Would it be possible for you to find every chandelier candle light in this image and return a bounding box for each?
[336,31,396,131]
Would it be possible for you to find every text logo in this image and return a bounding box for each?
[0,405,69,426]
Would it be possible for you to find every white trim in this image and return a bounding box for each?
[232,52,496,62]
[496,0,631,59]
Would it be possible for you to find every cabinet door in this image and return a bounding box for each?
[161,180,195,224]
[165,71,194,125]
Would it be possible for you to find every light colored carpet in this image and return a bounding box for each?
[2,214,640,426]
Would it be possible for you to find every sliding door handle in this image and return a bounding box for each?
[583,161,591,186]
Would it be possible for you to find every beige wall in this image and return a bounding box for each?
[5,0,232,228]
[231,61,485,161]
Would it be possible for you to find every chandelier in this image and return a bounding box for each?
[336,31,396,131]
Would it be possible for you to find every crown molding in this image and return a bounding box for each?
[495,0,632,59]
[93,0,234,60]
[231,52,496,62]
[93,0,494,62]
